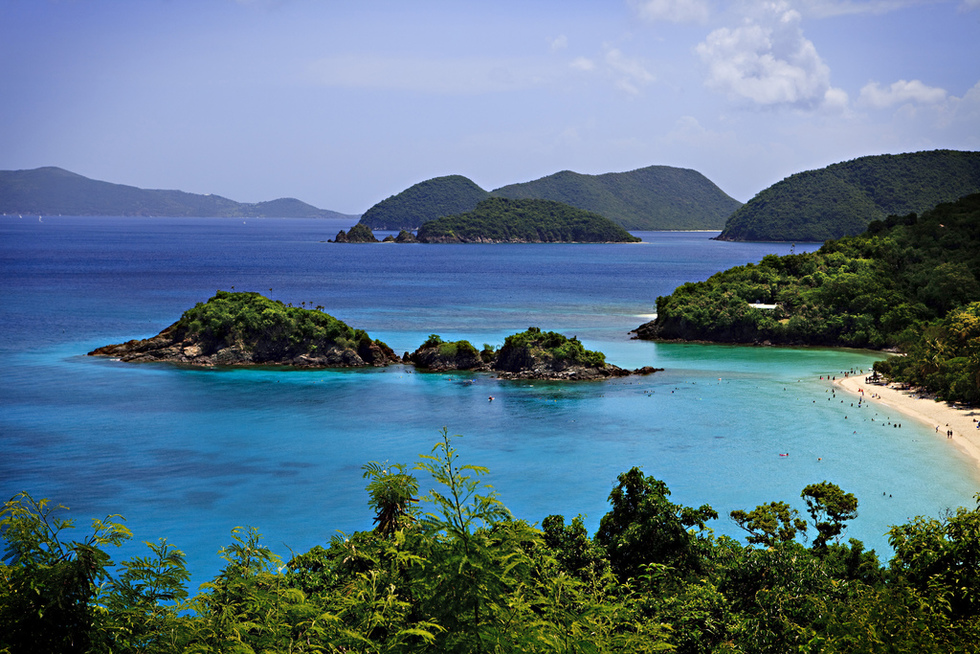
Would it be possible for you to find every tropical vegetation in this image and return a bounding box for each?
[717,150,980,242]
[415,198,640,243]
[492,165,742,231]
[168,290,393,364]
[494,326,607,370]
[4,430,980,653]
[357,175,491,230]
[639,193,980,403]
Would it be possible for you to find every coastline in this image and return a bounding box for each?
[835,375,980,473]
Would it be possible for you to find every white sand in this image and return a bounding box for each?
[835,375,980,471]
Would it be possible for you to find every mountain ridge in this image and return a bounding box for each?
[0,166,357,219]
[357,165,743,232]
[716,150,980,242]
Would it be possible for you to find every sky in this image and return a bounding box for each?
[2,0,979,214]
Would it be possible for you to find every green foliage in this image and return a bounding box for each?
[875,300,980,404]
[492,165,742,231]
[362,462,419,537]
[595,467,718,580]
[888,494,980,620]
[719,149,980,242]
[358,175,491,230]
[801,481,859,550]
[416,197,641,243]
[644,194,980,370]
[335,223,378,243]
[0,492,131,654]
[730,501,807,547]
[173,290,394,364]
[494,326,607,372]
[6,445,980,653]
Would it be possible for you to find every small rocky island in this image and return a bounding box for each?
[88,291,400,368]
[332,197,641,245]
[90,292,660,380]
[416,198,641,243]
[409,328,661,381]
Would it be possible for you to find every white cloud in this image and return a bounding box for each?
[568,49,654,96]
[858,79,947,108]
[550,35,568,52]
[695,4,844,108]
[629,0,712,23]
[605,48,656,95]
[961,0,980,10]
[570,56,597,72]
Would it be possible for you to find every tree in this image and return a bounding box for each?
[800,482,858,550]
[595,467,717,580]
[730,500,807,547]
[888,493,980,620]
[362,461,419,537]
[0,492,130,654]
[414,429,516,653]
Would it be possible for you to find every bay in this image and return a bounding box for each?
[1,215,977,588]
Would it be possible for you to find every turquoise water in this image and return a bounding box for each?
[1,216,976,587]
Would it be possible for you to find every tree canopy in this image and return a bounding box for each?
[4,435,980,653]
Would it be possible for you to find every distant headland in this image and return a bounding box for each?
[0,167,357,219]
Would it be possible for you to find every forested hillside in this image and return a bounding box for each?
[415,197,640,243]
[492,165,742,230]
[357,175,490,230]
[4,431,980,653]
[717,150,980,242]
[357,165,742,232]
[0,167,353,218]
[637,194,980,402]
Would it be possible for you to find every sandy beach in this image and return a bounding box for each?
[835,374,980,472]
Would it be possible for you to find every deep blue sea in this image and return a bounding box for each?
[2,216,977,588]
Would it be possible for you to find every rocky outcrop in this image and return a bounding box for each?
[408,336,488,371]
[88,291,400,368]
[490,328,662,381]
[90,323,398,368]
[333,223,378,243]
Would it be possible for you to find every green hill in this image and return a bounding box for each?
[717,150,980,242]
[492,165,742,230]
[415,197,641,243]
[357,175,491,230]
[0,166,356,219]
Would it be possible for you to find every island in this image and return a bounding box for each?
[331,223,379,243]
[409,328,661,381]
[90,293,659,381]
[88,291,400,368]
[414,197,641,243]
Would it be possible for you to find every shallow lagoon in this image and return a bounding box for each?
[1,216,976,587]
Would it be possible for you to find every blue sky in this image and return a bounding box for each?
[2,0,978,214]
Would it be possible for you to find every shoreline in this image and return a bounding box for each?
[835,375,980,474]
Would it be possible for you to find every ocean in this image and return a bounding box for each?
[1,215,977,587]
